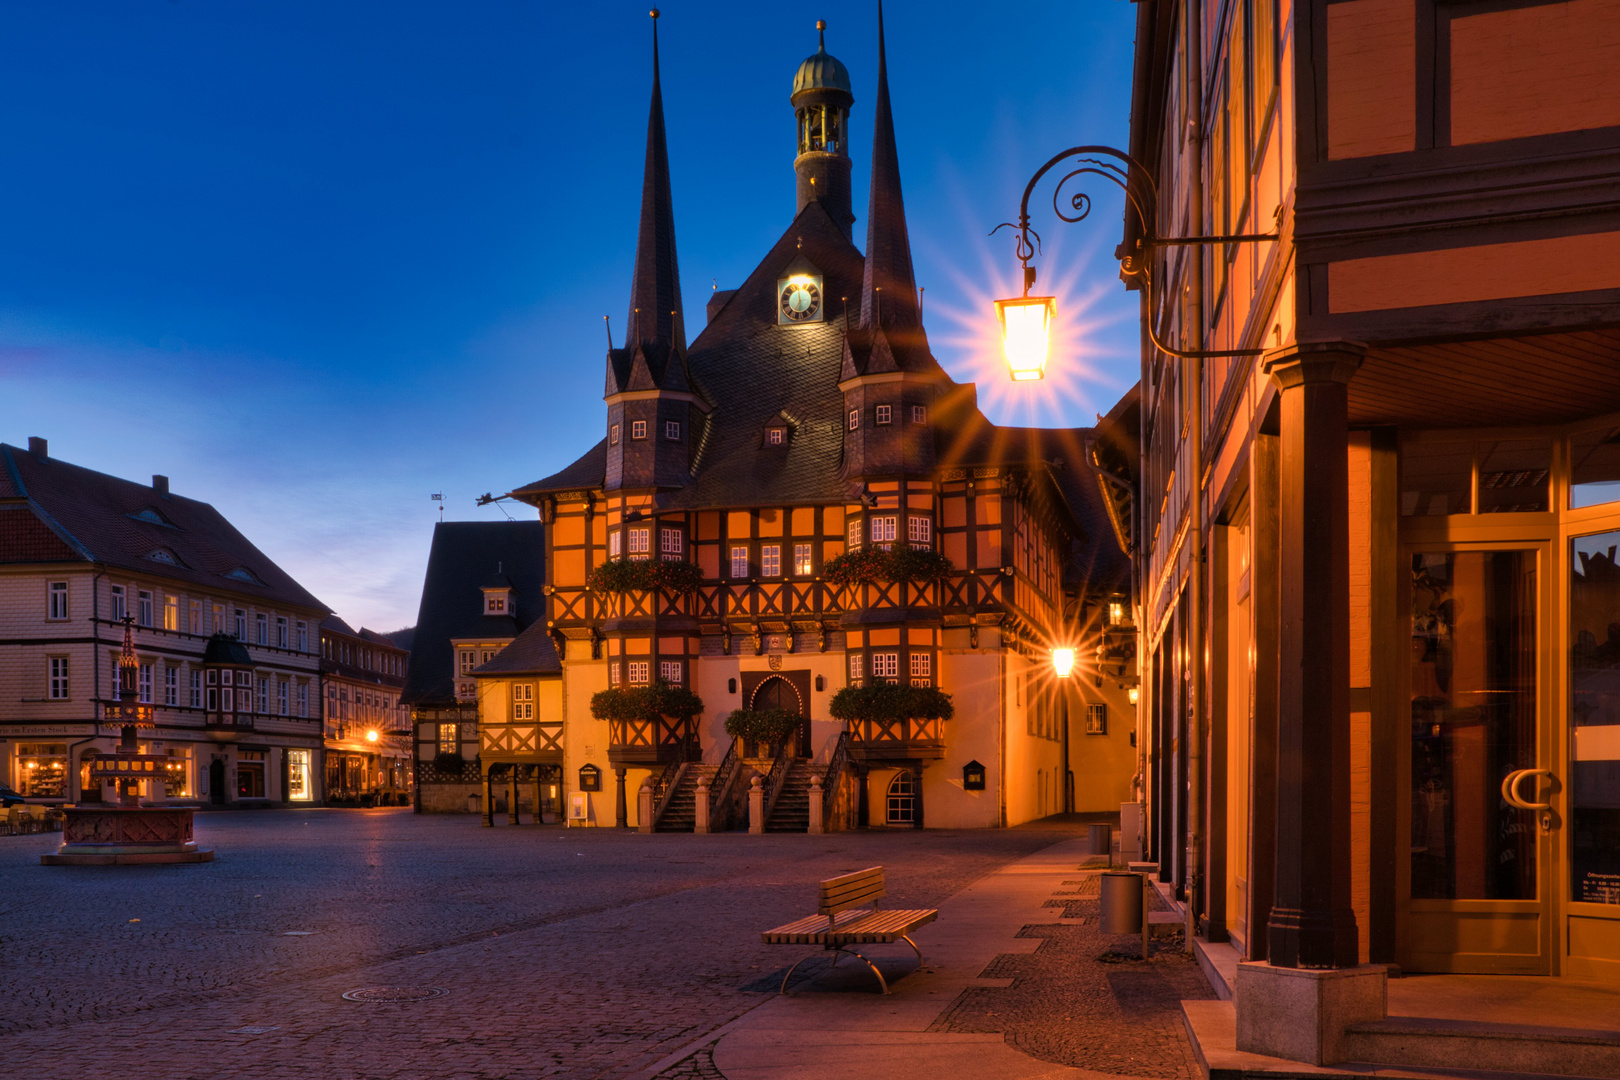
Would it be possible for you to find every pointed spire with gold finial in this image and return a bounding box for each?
[859,0,918,332]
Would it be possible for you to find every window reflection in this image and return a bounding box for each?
[1571,531,1620,905]
[1570,427,1620,509]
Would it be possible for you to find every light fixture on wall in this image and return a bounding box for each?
[1051,647,1076,679]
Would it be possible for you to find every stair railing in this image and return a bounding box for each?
[651,759,690,827]
[708,739,740,831]
[762,739,794,823]
[821,730,852,832]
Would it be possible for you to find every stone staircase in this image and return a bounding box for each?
[764,759,814,832]
[653,764,717,833]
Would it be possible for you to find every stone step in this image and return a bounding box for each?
[1342,1016,1620,1079]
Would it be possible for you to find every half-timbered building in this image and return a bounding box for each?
[497,13,1134,832]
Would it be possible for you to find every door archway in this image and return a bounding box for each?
[750,676,810,757]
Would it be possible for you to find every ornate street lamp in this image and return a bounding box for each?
[1051,647,1076,679]
[94,616,161,808]
[992,145,1280,378]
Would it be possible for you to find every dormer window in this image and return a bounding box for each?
[664,420,681,441]
[631,420,647,440]
[876,405,892,425]
[911,404,927,424]
[610,423,621,445]
[848,409,860,431]
[482,586,513,616]
[765,427,786,446]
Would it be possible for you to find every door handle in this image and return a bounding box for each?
[1500,768,1554,810]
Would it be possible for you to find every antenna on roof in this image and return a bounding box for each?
[431,493,444,522]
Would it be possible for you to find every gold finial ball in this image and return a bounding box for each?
[816,19,826,30]
[650,8,660,18]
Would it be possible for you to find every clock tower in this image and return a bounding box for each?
[792,21,855,240]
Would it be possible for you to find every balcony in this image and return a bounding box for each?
[607,715,699,767]
[845,716,945,761]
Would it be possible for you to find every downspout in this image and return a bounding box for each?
[998,646,1008,828]
[1184,0,1207,945]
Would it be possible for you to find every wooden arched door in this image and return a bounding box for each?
[751,676,810,758]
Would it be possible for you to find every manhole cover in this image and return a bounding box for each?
[341,986,447,1003]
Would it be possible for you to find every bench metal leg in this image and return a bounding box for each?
[900,934,924,966]
[778,954,820,995]
[836,947,890,994]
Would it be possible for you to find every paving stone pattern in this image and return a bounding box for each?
[1,810,1063,1080]
[931,871,1213,1080]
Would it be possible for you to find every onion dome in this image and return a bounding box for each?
[793,21,851,97]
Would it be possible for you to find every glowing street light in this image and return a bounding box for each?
[1051,647,1076,679]
[365,729,380,743]
[994,295,1056,381]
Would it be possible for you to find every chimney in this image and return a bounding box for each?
[27,436,47,460]
[153,475,170,498]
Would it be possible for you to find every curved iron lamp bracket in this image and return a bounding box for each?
[992,144,1279,359]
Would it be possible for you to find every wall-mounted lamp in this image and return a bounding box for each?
[1051,647,1076,679]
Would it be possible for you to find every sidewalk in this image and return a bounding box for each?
[642,835,1214,1080]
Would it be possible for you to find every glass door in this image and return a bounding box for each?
[1568,531,1620,978]
[1401,545,1553,974]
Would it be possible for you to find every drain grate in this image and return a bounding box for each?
[341,986,448,1003]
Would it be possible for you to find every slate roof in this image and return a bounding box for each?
[0,443,327,613]
[473,618,561,677]
[400,521,545,706]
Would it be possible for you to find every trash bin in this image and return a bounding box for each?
[1088,823,1112,862]
[1099,871,1144,934]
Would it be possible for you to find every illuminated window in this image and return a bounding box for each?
[794,543,813,576]
[287,749,312,801]
[631,419,647,440]
[661,527,683,559]
[609,531,622,558]
[849,652,863,684]
[627,528,650,560]
[659,660,682,684]
[730,546,749,578]
[48,657,68,700]
[848,409,860,431]
[627,661,650,684]
[766,427,785,445]
[438,723,458,755]
[47,581,68,620]
[908,516,931,545]
[876,404,892,425]
[761,544,781,577]
[870,516,896,550]
[909,652,931,685]
[665,420,681,440]
[872,653,899,680]
[163,595,178,631]
[911,405,927,424]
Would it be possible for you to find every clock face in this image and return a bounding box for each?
[778,277,823,324]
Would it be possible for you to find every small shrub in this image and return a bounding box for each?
[829,681,954,724]
[885,547,954,583]
[723,707,801,746]
[822,548,891,587]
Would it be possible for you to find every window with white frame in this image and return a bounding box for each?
[256,613,268,645]
[235,609,247,640]
[239,684,253,713]
[761,544,781,577]
[485,591,507,614]
[766,426,785,445]
[911,404,927,424]
[610,422,621,445]
[875,404,892,425]
[438,722,458,755]
[164,665,179,705]
[730,546,749,578]
[296,620,308,651]
[871,653,899,680]
[48,657,69,700]
[609,530,622,558]
[276,616,289,648]
[793,543,813,576]
[47,581,68,620]
[665,420,681,441]
[1085,703,1108,735]
[609,662,621,686]
[627,527,650,559]
[848,409,860,430]
[870,516,897,550]
[847,518,862,551]
[512,682,534,719]
[110,585,127,622]
[278,680,289,715]
[659,660,682,684]
[297,682,308,717]
[190,669,202,708]
[257,677,269,713]
[908,515,932,546]
[631,419,647,440]
[660,527,683,560]
[138,590,154,627]
[848,652,863,684]
[459,650,476,674]
[909,652,931,686]
[627,661,650,684]
[139,663,154,703]
[164,595,179,631]
[482,649,498,664]
[190,600,202,634]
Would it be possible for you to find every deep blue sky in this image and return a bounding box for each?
[1,1,1141,632]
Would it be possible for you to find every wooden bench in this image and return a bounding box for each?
[761,866,938,994]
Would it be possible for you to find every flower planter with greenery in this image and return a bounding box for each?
[589,683,705,724]
[723,707,801,755]
[829,681,955,726]
[589,558,704,596]
[822,547,954,589]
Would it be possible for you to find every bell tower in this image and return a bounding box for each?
[792,21,855,238]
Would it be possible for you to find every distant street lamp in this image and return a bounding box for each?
[366,729,380,743]
[992,144,1280,379]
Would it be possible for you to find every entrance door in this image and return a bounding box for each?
[750,676,810,757]
[209,759,226,805]
[1401,545,1553,973]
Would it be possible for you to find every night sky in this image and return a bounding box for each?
[1,1,1140,631]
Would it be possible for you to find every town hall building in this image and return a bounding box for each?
[485,11,1135,831]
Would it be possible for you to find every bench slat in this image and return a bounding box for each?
[762,908,937,945]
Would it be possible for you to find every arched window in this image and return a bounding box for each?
[886,772,915,825]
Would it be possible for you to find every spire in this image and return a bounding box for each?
[624,8,684,354]
[859,0,918,331]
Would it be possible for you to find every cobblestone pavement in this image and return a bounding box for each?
[931,874,1213,1079]
[1,810,1068,1080]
